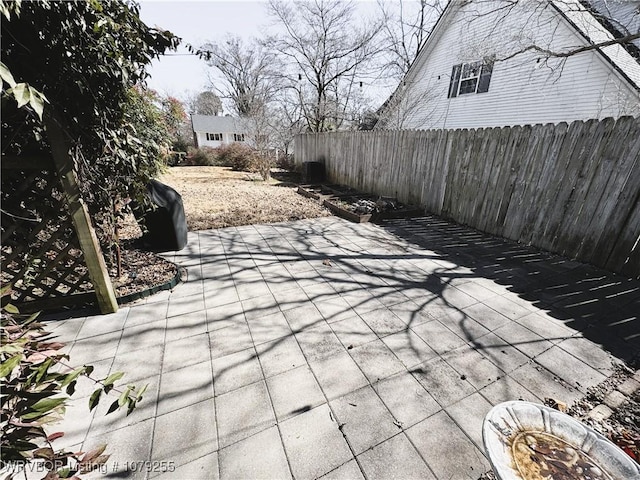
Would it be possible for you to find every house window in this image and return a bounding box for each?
[447,60,493,98]
[206,133,222,141]
[233,133,245,142]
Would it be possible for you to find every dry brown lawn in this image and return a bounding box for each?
[160,166,331,231]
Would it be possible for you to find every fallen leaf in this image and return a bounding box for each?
[544,397,567,412]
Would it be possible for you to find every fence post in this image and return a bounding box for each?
[44,112,118,314]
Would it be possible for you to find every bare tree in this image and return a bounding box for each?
[269,99,306,157]
[377,0,446,81]
[265,0,384,132]
[201,35,280,117]
[187,90,223,116]
[376,79,443,129]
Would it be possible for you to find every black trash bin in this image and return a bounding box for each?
[139,179,188,251]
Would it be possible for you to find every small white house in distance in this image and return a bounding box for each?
[376,0,640,130]
[191,114,246,148]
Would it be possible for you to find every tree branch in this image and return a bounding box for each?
[496,31,640,62]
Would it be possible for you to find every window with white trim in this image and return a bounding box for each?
[447,60,493,98]
[206,132,222,141]
[233,133,245,142]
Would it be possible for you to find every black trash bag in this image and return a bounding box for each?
[138,179,188,251]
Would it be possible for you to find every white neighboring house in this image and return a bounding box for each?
[376,0,640,130]
[191,114,246,148]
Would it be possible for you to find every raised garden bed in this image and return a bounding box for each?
[297,183,423,224]
[324,195,423,224]
[326,184,362,196]
[323,195,377,223]
[297,184,343,200]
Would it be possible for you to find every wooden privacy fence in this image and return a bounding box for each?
[295,117,640,278]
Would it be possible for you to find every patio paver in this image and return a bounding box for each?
[38,215,638,479]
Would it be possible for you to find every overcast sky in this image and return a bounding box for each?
[138,0,388,106]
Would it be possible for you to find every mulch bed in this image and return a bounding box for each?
[110,240,179,300]
[567,360,640,462]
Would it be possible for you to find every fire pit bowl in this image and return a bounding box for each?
[482,401,640,480]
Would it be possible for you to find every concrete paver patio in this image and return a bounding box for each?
[41,216,639,479]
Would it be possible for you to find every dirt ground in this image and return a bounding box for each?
[159,166,330,231]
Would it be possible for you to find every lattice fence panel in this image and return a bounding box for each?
[1,166,96,307]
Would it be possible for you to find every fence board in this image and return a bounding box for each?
[503,124,547,240]
[494,125,532,238]
[562,118,619,259]
[579,118,640,265]
[537,120,597,252]
[458,128,485,227]
[470,128,499,230]
[294,117,640,278]
[520,123,569,246]
[428,129,450,214]
[552,119,611,256]
[606,186,640,277]
[477,126,509,234]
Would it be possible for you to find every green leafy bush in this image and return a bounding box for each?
[1,1,179,268]
[0,286,145,478]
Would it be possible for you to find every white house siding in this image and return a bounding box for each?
[191,115,247,148]
[386,0,640,130]
[194,132,237,148]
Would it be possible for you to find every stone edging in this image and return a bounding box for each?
[588,369,640,421]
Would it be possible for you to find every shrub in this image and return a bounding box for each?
[1,2,179,271]
[183,147,219,166]
[0,286,145,478]
[172,136,191,153]
[276,153,295,171]
[215,143,258,171]
[254,153,275,181]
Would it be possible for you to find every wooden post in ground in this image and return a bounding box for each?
[44,112,118,314]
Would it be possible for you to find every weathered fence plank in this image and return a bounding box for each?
[477,126,509,234]
[520,122,569,246]
[552,119,611,256]
[503,124,545,241]
[494,125,532,238]
[295,117,640,278]
[561,118,618,259]
[581,118,640,265]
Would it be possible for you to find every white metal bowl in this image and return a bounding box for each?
[482,401,640,480]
